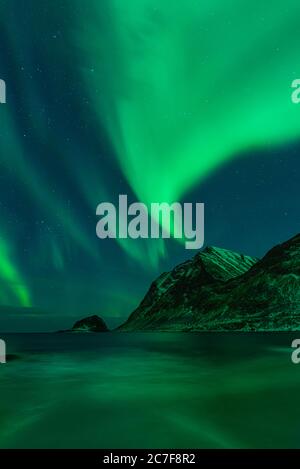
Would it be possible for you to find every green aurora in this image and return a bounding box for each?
[0,0,299,327]
[82,0,300,203]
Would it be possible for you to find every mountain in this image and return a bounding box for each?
[58,315,109,333]
[119,233,300,331]
[71,315,109,332]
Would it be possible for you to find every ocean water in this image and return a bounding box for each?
[0,332,299,449]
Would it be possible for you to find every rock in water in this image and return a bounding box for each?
[119,233,300,331]
[71,315,108,332]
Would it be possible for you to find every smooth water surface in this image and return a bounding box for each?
[0,333,298,448]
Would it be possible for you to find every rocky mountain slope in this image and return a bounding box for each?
[119,233,300,331]
[58,315,109,332]
[72,315,108,332]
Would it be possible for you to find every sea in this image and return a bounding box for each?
[0,332,299,449]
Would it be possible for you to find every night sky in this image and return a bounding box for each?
[0,0,299,331]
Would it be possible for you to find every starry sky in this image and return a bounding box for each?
[0,0,299,331]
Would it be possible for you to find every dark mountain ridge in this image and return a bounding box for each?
[119,233,300,331]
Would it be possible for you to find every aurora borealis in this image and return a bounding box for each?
[0,0,299,331]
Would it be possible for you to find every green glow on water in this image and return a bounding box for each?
[0,333,298,449]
